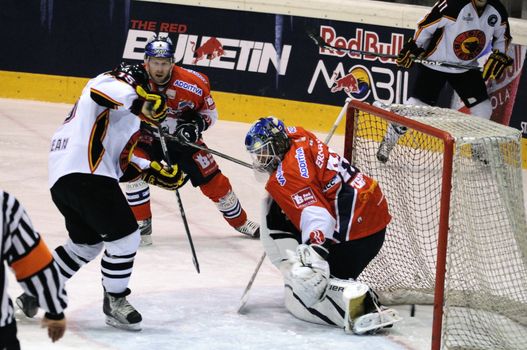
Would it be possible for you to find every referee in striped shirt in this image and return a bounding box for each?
[0,189,67,349]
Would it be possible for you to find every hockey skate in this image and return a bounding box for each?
[235,219,260,238]
[343,283,401,335]
[471,143,489,165]
[103,289,142,331]
[16,293,38,318]
[376,138,396,163]
[138,218,152,246]
[376,122,408,163]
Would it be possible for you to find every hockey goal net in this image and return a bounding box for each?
[344,101,527,350]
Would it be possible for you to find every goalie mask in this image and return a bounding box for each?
[245,117,290,173]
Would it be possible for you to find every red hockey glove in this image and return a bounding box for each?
[142,161,185,191]
[482,50,513,81]
[396,38,425,69]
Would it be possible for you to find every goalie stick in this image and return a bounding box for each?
[236,98,352,314]
[307,31,480,71]
[158,127,201,274]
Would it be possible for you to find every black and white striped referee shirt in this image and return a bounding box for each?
[0,190,67,327]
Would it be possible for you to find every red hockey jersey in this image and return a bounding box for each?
[149,65,218,133]
[265,127,391,244]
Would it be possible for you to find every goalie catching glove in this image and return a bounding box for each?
[142,161,185,191]
[482,50,513,81]
[396,38,425,69]
[286,244,330,307]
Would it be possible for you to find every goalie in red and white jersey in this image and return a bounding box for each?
[377,0,513,163]
[125,35,259,246]
[244,117,401,334]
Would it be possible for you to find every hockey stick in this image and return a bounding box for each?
[236,98,351,314]
[158,128,201,274]
[163,136,254,169]
[236,251,266,314]
[307,31,480,71]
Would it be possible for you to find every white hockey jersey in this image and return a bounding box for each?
[414,0,511,73]
[49,73,146,187]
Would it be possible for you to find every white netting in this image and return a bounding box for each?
[348,104,527,350]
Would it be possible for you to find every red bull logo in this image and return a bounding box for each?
[330,67,370,99]
[190,37,224,64]
[331,71,360,94]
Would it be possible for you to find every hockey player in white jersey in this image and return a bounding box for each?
[377,0,513,163]
[17,63,185,332]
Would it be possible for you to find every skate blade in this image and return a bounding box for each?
[105,316,142,331]
[140,235,153,247]
[352,309,402,335]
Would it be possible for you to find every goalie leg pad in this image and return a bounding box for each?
[342,283,402,335]
[283,278,364,328]
[285,244,330,307]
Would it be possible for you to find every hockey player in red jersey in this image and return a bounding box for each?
[245,117,400,334]
[377,0,513,163]
[125,35,259,245]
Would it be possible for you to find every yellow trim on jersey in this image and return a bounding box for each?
[424,31,445,58]
[415,17,443,41]
[88,110,109,172]
[10,238,53,280]
[90,87,124,108]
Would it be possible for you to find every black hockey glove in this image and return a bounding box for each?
[174,111,207,144]
[396,38,425,69]
[482,50,513,81]
[142,161,186,191]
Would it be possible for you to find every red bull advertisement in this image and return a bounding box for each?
[0,0,525,139]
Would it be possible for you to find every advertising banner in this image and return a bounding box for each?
[0,0,525,133]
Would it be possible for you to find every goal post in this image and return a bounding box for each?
[344,100,527,350]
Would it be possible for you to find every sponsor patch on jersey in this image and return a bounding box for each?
[291,187,317,208]
[453,30,485,60]
[462,13,474,23]
[174,80,203,96]
[315,139,325,168]
[350,173,366,189]
[322,176,340,192]
[204,95,215,109]
[275,163,286,186]
[166,89,176,99]
[193,150,218,177]
[177,100,196,110]
[184,68,208,84]
[295,147,309,178]
[488,14,498,27]
[286,126,297,133]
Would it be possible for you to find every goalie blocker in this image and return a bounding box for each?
[260,197,401,334]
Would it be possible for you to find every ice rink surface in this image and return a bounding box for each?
[1,98,526,350]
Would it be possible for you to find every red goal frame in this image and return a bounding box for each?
[344,100,455,350]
